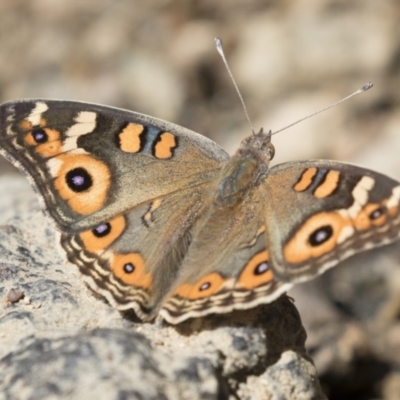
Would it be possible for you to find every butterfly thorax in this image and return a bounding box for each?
[213,130,274,207]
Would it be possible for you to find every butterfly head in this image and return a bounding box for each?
[238,128,275,164]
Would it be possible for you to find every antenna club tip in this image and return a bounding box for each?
[361,82,373,91]
[214,37,223,50]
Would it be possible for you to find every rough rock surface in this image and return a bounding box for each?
[0,176,325,399]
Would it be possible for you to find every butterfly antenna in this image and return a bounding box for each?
[271,82,373,136]
[215,37,256,135]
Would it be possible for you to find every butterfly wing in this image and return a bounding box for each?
[263,160,400,282]
[61,185,210,321]
[0,100,229,232]
[160,189,291,324]
[161,159,400,324]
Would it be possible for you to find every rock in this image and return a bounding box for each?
[0,329,220,400]
[6,288,25,304]
[0,176,326,399]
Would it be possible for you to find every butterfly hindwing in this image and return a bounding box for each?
[61,184,211,321]
[160,189,291,324]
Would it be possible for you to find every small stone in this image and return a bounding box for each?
[7,288,25,304]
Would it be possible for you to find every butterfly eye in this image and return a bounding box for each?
[65,167,93,192]
[92,223,111,238]
[268,142,275,160]
[199,282,211,291]
[123,263,135,274]
[32,128,48,144]
[369,207,385,220]
[254,261,269,275]
[309,225,334,246]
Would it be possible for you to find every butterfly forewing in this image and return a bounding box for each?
[0,100,228,233]
[264,160,400,282]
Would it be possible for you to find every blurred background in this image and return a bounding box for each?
[1,1,400,399]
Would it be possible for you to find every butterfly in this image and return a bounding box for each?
[0,99,399,324]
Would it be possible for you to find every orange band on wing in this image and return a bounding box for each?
[314,170,340,198]
[79,215,126,253]
[153,132,177,159]
[111,252,152,289]
[25,128,63,157]
[283,212,350,264]
[236,250,274,289]
[353,203,387,230]
[118,123,144,153]
[54,154,111,215]
[173,272,225,300]
[294,168,317,192]
[19,120,33,131]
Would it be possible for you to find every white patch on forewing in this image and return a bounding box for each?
[387,185,400,209]
[337,225,355,244]
[27,102,48,126]
[346,176,375,219]
[47,157,63,176]
[6,107,16,135]
[63,111,97,152]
